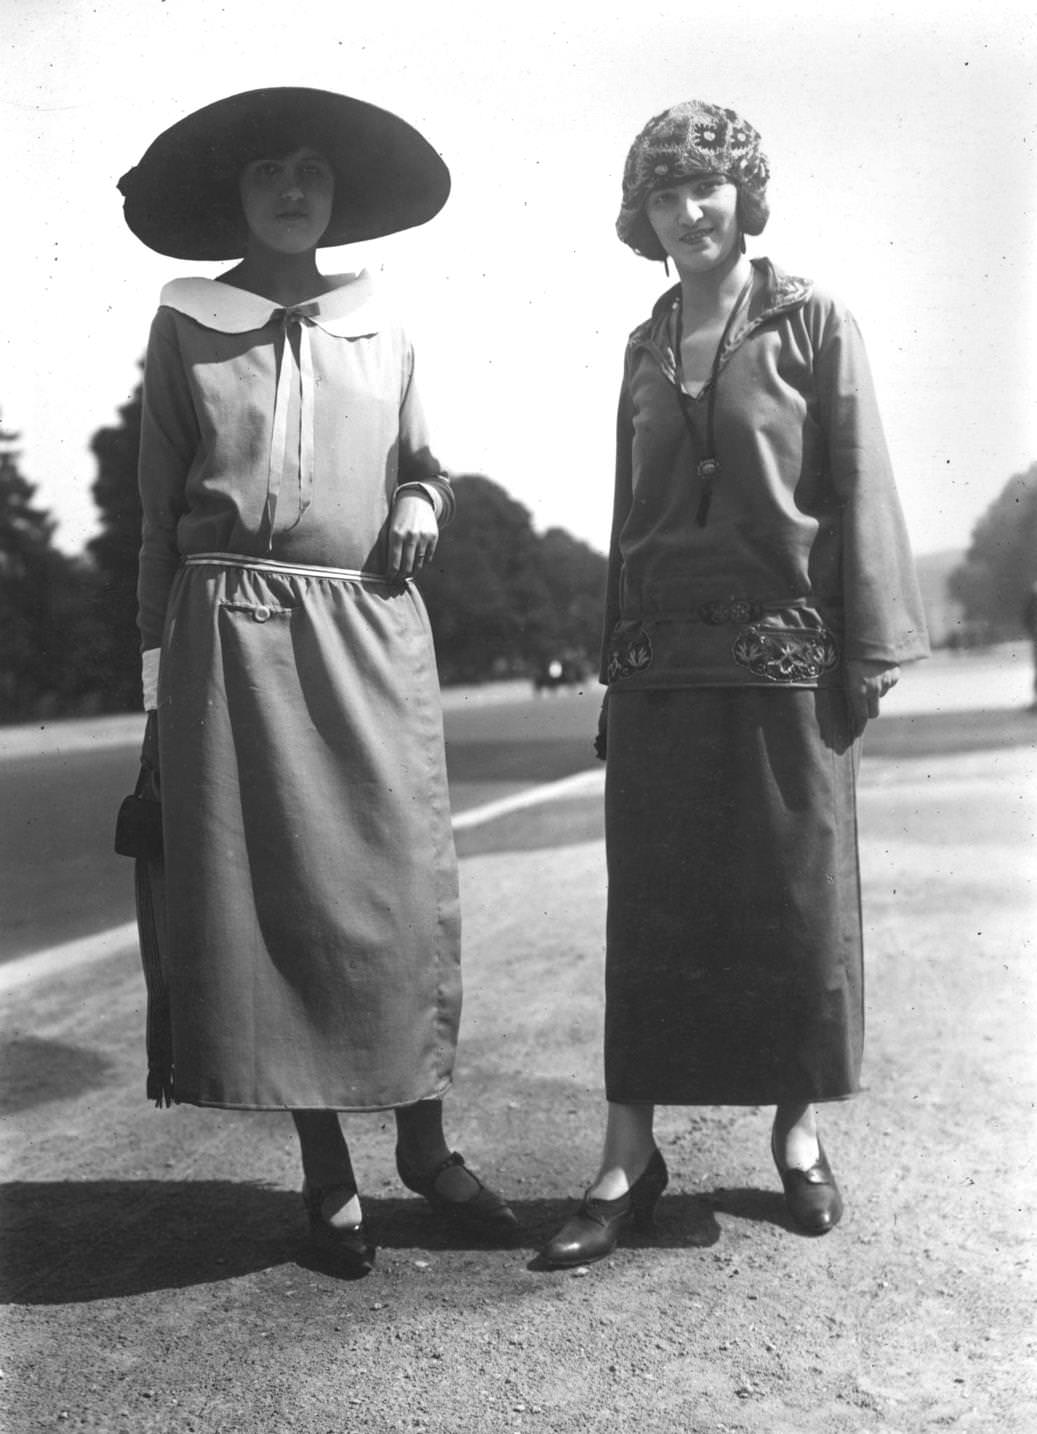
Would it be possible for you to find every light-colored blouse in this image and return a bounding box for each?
[137,270,452,652]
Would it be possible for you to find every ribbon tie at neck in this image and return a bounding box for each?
[261,302,319,551]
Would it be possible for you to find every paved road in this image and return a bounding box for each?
[0,686,606,963]
[2,643,1033,963]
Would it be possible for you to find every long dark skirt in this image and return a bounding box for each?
[151,555,461,1112]
[604,686,863,1106]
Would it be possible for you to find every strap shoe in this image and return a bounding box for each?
[540,1148,668,1268]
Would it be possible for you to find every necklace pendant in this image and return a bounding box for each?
[697,458,720,480]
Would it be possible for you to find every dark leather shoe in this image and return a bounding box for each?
[303,1182,375,1278]
[540,1148,668,1268]
[772,1135,844,1234]
[396,1149,519,1235]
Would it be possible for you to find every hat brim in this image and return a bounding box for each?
[118,87,450,260]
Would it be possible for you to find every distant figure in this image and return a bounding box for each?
[1023,581,1037,709]
[541,100,929,1268]
[534,651,589,694]
[118,87,515,1278]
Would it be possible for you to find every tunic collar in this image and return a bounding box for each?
[157,272,384,551]
[158,270,382,337]
[630,258,813,383]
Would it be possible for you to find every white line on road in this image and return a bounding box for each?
[0,768,605,994]
[0,921,140,996]
[450,767,602,829]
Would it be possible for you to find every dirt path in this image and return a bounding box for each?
[2,733,1034,1433]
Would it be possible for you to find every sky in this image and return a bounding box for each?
[2,0,1035,561]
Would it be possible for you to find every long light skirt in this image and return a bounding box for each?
[152,556,461,1111]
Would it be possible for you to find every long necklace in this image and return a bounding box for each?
[673,270,754,527]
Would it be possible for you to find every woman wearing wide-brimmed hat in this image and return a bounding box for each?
[540,101,929,1267]
[119,87,515,1276]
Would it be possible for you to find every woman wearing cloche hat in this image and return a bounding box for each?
[118,87,515,1277]
[540,101,930,1267]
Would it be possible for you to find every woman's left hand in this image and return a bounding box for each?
[388,491,439,579]
[845,658,900,728]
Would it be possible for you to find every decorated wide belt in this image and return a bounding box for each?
[607,596,841,686]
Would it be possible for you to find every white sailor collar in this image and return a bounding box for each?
[158,270,382,337]
[156,271,385,552]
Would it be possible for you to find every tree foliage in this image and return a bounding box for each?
[86,382,144,711]
[0,422,56,717]
[0,421,107,721]
[947,462,1037,641]
[538,525,611,665]
[415,476,607,683]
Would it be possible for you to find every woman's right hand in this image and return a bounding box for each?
[388,491,439,579]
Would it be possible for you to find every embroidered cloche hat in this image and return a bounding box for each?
[118,87,451,260]
[616,100,770,261]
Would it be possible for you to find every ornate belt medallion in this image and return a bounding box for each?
[732,625,839,683]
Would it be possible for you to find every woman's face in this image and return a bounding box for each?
[238,148,335,255]
[645,172,740,274]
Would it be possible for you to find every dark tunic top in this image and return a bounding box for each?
[602,259,928,690]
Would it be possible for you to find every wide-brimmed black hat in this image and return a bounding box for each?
[118,87,451,260]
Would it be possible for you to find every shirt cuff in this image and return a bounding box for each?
[142,647,161,711]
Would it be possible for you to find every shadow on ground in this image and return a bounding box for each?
[1,1180,780,1303]
[0,1035,116,1115]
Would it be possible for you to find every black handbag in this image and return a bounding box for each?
[114,712,163,860]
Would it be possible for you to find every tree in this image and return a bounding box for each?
[0,421,57,717]
[416,475,556,681]
[947,462,1037,642]
[0,420,108,720]
[86,381,144,710]
[415,476,610,683]
[537,526,609,666]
